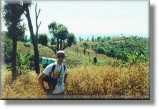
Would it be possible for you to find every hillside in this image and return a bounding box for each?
[17,42,56,58]
[2,37,149,99]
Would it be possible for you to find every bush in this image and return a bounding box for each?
[96,47,105,54]
[24,43,31,47]
[4,37,12,63]
[38,34,48,46]
[16,52,33,74]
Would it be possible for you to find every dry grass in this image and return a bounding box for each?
[65,63,149,99]
[1,70,46,99]
[1,63,149,99]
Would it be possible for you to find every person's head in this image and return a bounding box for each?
[56,50,65,64]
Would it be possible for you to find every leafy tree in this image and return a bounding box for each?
[67,33,76,47]
[5,1,41,75]
[51,37,56,45]
[48,22,68,50]
[16,23,26,41]
[38,34,48,46]
[57,24,68,49]
[4,2,25,81]
[48,22,59,50]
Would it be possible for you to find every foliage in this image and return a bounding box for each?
[38,34,48,46]
[67,33,76,47]
[48,22,78,49]
[4,36,12,63]
[96,47,105,54]
[4,2,25,81]
[82,36,149,64]
[16,52,33,74]
[48,22,69,49]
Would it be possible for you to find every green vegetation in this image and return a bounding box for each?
[80,36,149,64]
[2,1,149,99]
[38,34,48,46]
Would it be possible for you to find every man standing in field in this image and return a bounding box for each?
[38,50,67,96]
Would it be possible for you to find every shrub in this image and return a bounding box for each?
[96,47,105,54]
[38,34,48,46]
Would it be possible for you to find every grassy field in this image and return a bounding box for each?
[1,44,150,99]
[1,63,149,99]
[65,64,149,99]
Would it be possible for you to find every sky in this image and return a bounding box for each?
[2,0,148,37]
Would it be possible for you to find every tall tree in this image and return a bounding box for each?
[48,22,59,50]
[48,22,68,50]
[21,2,41,74]
[57,24,68,49]
[4,3,24,81]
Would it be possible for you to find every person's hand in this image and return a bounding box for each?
[43,81,50,89]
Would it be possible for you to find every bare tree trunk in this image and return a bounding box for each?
[57,38,59,50]
[25,7,40,74]
[35,3,41,45]
[60,39,62,50]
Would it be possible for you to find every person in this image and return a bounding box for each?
[93,55,97,64]
[38,50,67,96]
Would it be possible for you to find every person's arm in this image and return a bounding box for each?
[38,73,50,91]
[38,73,44,86]
[38,64,53,90]
[38,73,46,90]
[64,67,68,84]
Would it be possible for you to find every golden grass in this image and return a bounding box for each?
[65,64,149,99]
[1,70,46,99]
[1,63,149,99]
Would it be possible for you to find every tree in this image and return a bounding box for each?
[4,2,24,81]
[51,37,56,45]
[20,1,41,74]
[48,22,59,50]
[48,22,68,50]
[16,23,26,41]
[38,34,48,46]
[83,42,89,55]
[67,33,76,47]
[57,24,68,49]
[91,36,95,42]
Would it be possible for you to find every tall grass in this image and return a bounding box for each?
[65,63,149,99]
[1,69,46,99]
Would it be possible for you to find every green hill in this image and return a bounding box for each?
[17,42,55,58]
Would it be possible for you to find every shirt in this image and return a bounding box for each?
[43,62,67,94]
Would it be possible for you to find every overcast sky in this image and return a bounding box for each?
[2,0,148,36]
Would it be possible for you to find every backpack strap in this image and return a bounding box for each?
[63,64,66,72]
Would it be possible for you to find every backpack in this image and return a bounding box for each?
[43,64,66,92]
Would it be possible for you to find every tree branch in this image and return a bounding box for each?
[35,2,41,38]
